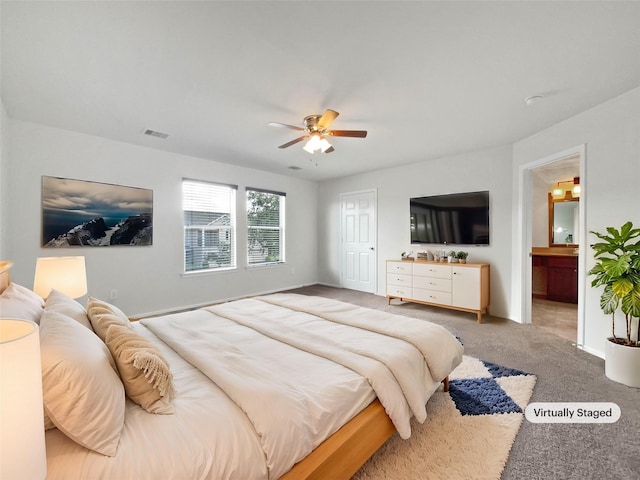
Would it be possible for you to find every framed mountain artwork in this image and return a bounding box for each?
[41,176,153,247]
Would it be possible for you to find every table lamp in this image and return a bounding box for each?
[0,318,47,479]
[33,256,87,299]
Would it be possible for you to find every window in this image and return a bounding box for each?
[246,188,285,265]
[183,180,236,272]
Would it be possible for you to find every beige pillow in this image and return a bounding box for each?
[40,309,125,456]
[44,289,93,330]
[105,324,175,414]
[87,296,133,342]
[0,282,45,324]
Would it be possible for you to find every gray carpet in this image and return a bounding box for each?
[285,285,640,480]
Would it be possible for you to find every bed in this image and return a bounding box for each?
[0,262,464,479]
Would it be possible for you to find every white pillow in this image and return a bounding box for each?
[44,289,93,331]
[87,296,133,342]
[40,308,125,456]
[0,282,45,324]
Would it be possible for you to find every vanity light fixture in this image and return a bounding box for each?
[551,177,580,199]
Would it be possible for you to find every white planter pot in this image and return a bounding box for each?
[605,338,640,388]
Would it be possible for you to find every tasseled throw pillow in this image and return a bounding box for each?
[105,324,175,414]
[87,296,134,342]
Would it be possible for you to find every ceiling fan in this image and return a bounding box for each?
[268,109,367,154]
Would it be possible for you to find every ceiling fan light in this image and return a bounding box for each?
[319,137,332,152]
[303,134,324,154]
[302,142,316,154]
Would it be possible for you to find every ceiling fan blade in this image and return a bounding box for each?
[326,129,368,138]
[317,109,339,130]
[278,136,307,149]
[324,146,335,154]
[268,122,305,131]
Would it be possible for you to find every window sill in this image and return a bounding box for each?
[245,261,286,270]
[182,266,237,277]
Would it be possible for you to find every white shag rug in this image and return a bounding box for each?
[353,355,537,480]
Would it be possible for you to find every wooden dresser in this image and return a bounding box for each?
[386,259,490,323]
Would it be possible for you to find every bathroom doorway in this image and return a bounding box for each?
[530,156,580,342]
[517,145,586,347]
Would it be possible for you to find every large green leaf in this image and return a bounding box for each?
[600,285,619,315]
[602,256,631,277]
[619,221,640,241]
[588,263,605,276]
[612,277,634,298]
[621,284,640,318]
[591,241,619,257]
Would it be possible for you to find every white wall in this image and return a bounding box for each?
[317,144,514,319]
[0,102,8,259]
[6,119,318,316]
[513,86,640,357]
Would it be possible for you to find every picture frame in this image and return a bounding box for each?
[41,176,153,247]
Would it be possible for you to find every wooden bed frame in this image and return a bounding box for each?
[283,374,449,479]
[281,399,395,479]
[0,261,449,480]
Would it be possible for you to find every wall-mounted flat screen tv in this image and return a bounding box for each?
[410,190,489,245]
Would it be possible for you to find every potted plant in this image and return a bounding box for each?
[455,251,469,264]
[588,221,640,388]
[447,250,457,263]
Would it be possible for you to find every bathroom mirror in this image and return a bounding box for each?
[548,193,579,246]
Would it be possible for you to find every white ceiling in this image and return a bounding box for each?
[2,1,639,182]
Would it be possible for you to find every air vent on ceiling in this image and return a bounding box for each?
[142,129,169,139]
[288,166,302,170]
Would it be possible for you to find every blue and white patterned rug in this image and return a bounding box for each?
[449,357,534,416]
[354,355,537,480]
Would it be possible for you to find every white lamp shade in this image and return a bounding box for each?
[303,134,332,154]
[0,319,47,480]
[33,256,87,299]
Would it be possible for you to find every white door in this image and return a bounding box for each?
[341,190,376,293]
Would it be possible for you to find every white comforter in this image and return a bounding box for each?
[143,294,463,478]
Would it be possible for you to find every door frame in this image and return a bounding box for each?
[515,144,586,347]
[339,188,378,293]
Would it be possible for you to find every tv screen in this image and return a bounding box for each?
[410,191,489,245]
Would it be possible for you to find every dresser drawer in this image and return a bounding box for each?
[387,261,412,275]
[412,288,452,306]
[387,285,412,298]
[412,276,451,292]
[413,263,452,279]
[386,273,412,287]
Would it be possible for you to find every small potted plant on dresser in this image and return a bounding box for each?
[447,250,457,263]
[455,251,469,264]
[588,221,640,388]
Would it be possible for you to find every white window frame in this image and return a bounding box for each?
[246,187,286,266]
[183,179,237,273]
